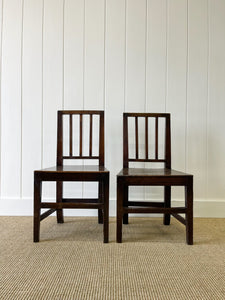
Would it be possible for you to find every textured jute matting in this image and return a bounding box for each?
[0,217,225,299]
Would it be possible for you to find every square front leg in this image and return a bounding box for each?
[103,175,109,243]
[185,178,193,245]
[33,175,42,243]
[117,178,124,243]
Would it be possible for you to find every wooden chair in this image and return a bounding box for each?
[116,113,193,244]
[34,110,109,243]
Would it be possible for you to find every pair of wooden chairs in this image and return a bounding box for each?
[34,111,193,245]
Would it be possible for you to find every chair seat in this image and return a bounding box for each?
[117,167,191,177]
[36,165,109,173]
[34,165,109,182]
[117,168,192,186]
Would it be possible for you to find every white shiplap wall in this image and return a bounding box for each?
[0,0,225,216]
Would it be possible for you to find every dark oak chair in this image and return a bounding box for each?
[117,113,193,244]
[34,110,109,243]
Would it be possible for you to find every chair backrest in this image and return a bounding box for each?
[123,113,171,169]
[57,110,105,166]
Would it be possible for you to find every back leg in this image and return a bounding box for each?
[163,186,171,225]
[123,185,129,224]
[98,181,103,224]
[33,175,42,242]
[57,181,64,223]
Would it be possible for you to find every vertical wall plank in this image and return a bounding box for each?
[64,0,84,109]
[126,0,146,200]
[146,0,167,112]
[145,0,167,200]
[63,0,84,200]
[43,0,63,167]
[83,0,105,200]
[42,0,64,197]
[167,0,187,170]
[125,0,146,112]
[186,0,208,200]
[167,0,187,199]
[84,0,105,109]
[105,0,125,200]
[207,0,225,200]
[22,0,43,198]
[1,0,23,197]
[0,0,2,196]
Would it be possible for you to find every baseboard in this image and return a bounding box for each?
[0,197,225,218]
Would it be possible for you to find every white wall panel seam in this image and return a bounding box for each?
[145,0,148,112]
[20,0,24,197]
[206,0,210,200]
[144,0,147,200]
[82,0,85,198]
[82,0,85,109]
[185,0,189,173]
[62,0,65,110]
[165,0,168,112]
[124,0,127,111]
[83,0,85,200]
[61,0,65,201]
[41,0,44,169]
[103,0,106,110]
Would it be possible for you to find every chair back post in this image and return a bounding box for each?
[123,113,129,168]
[99,111,105,167]
[57,111,63,166]
[165,114,171,169]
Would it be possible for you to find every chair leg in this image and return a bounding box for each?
[117,178,123,243]
[163,186,171,225]
[123,185,129,224]
[185,179,193,245]
[56,181,64,223]
[103,175,109,243]
[98,181,103,224]
[33,176,42,242]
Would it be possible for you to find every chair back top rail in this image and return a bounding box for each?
[57,110,104,166]
[123,112,171,168]
[58,110,104,115]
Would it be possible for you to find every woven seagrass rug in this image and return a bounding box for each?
[0,217,225,299]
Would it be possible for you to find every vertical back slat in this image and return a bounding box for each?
[89,114,93,157]
[135,116,139,159]
[69,114,73,156]
[145,117,148,159]
[155,117,158,159]
[79,114,83,156]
